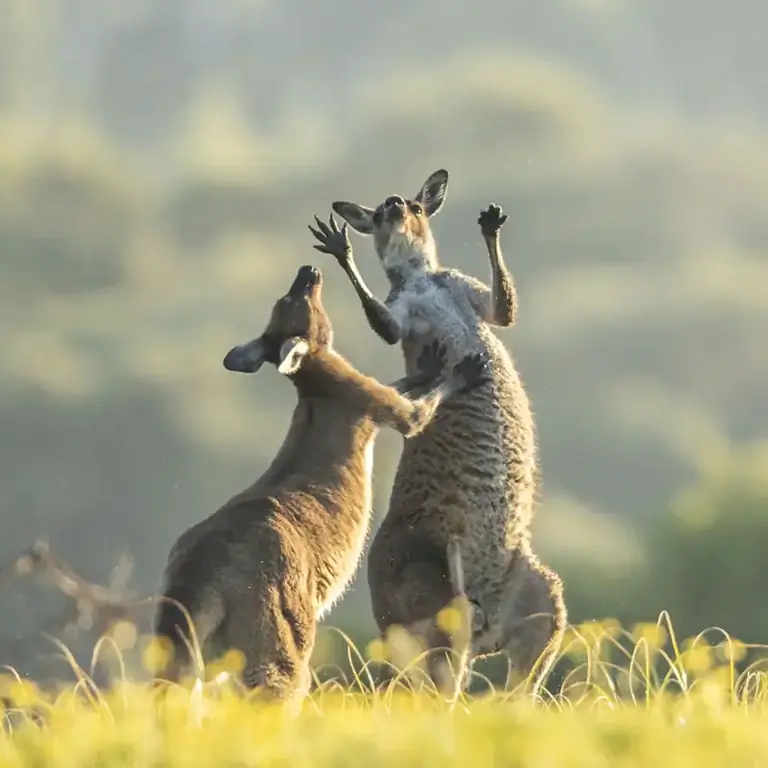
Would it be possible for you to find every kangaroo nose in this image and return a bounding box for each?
[298,265,321,283]
[290,265,322,297]
[384,195,405,208]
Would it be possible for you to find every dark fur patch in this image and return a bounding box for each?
[385,268,406,291]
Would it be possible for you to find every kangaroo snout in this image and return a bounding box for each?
[383,195,406,223]
[290,265,322,297]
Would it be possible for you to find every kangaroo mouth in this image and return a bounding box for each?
[289,265,322,297]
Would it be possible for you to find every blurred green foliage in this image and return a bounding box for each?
[545,443,768,673]
[0,1,766,685]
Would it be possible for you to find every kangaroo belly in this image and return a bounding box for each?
[389,281,478,354]
[389,331,537,598]
[313,439,377,619]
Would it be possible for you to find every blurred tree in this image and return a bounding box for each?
[549,442,768,649]
[638,442,768,645]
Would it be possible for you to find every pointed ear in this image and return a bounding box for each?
[277,337,310,376]
[223,337,266,374]
[415,169,449,217]
[331,201,376,235]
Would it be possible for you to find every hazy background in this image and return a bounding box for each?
[1,0,767,684]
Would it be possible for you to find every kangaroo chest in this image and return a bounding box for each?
[315,438,376,619]
[386,277,445,338]
[386,275,478,364]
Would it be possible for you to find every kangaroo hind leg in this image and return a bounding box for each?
[222,582,316,713]
[497,549,567,697]
[392,543,476,701]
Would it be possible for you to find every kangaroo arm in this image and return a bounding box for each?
[365,376,451,438]
[336,252,402,345]
[464,233,517,327]
[389,370,439,398]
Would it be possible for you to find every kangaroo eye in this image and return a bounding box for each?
[411,202,424,215]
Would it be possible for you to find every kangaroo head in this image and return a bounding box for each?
[223,265,333,377]
[331,169,449,274]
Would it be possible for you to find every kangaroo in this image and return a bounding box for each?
[152,263,489,708]
[310,170,567,698]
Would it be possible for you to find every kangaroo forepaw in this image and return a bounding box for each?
[453,353,492,393]
[478,204,507,238]
[309,214,352,264]
[416,339,448,380]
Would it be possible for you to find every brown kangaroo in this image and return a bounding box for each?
[152,263,490,708]
[310,171,566,699]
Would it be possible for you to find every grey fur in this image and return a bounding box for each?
[153,264,489,708]
[315,172,567,698]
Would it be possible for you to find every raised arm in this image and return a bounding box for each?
[464,204,517,328]
[309,215,402,345]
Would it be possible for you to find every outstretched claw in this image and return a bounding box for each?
[478,204,508,239]
[308,214,352,265]
[453,353,492,393]
[416,339,448,381]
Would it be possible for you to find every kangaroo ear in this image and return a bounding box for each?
[415,169,449,217]
[223,337,266,374]
[277,337,310,376]
[331,201,376,235]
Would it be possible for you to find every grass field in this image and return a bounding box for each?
[2,615,768,767]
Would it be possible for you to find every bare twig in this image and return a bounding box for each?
[0,541,146,663]
[2,540,135,603]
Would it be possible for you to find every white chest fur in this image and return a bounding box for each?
[389,276,477,353]
[389,279,443,336]
[315,435,377,619]
[360,437,375,520]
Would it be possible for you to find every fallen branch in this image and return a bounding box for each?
[0,541,147,664]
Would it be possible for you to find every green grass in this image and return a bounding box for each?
[2,614,768,767]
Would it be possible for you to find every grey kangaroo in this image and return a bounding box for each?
[153,263,489,707]
[310,170,566,698]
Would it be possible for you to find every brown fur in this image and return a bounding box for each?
[153,265,486,708]
[313,172,567,699]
